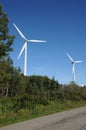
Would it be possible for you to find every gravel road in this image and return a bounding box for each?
[0,106,86,130]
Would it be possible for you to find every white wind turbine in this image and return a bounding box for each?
[66,53,82,82]
[13,23,46,76]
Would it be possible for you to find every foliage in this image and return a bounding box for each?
[0,99,86,127]
[0,4,15,97]
[0,4,15,58]
[25,75,59,104]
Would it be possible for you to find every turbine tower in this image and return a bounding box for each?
[13,23,46,76]
[66,53,82,83]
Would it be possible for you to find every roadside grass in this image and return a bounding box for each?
[0,100,86,127]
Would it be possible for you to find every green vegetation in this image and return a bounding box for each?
[0,76,86,127]
[0,4,86,127]
[0,98,86,127]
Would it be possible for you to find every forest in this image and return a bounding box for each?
[0,4,86,126]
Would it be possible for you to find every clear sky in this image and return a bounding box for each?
[0,0,86,85]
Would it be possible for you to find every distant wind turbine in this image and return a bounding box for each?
[13,23,46,76]
[66,53,83,82]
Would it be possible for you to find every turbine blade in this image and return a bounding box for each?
[17,43,26,59]
[66,53,74,62]
[75,61,83,63]
[27,40,47,42]
[13,23,27,41]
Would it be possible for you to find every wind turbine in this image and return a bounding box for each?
[13,23,46,76]
[66,53,82,83]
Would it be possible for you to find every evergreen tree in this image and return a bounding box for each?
[0,4,15,59]
[0,4,15,97]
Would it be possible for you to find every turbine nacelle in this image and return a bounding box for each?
[71,61,74,64]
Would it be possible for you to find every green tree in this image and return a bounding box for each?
[0,4,15,97]
[0,57,14,97]
[0,4,15,59]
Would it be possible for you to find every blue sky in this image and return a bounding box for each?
[0,0,86,85]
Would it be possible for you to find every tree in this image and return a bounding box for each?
[0,56,14,97]
[0,4,15,59]
[0,4,15,97]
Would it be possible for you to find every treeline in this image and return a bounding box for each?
[0,74,86,112]
[0,74,86,115]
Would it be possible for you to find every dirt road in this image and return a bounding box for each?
[0,106,86,130]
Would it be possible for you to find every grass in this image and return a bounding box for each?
[0,100,86,127]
